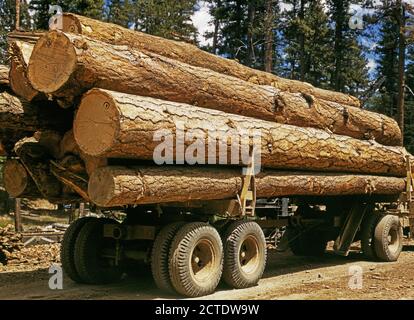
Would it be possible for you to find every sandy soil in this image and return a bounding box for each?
[1,245,414,300]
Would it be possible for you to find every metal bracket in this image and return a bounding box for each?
[237,148,257,217]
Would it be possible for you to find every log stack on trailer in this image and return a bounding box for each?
[1,14,412,297]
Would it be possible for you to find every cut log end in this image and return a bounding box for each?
[28,31,77,94]
[74,89,119,157]
[4,160,30,197]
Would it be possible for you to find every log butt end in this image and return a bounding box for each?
[28,31,76,94]
[74,89,120,157]
[4,160,30,198]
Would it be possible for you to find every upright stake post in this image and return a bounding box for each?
[15,0,20,31]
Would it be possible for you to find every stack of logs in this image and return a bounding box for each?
[0,13,411,208]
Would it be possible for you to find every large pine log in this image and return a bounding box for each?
[0,91,72,133]
[60,13,360,108]
[28,31,401,145]
[8,41,43,102]
[74,89,409,177]
[89,166,406,207]
[4,159,41,198]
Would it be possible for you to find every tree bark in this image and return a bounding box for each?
[0,65,9,86]
[60,13,360,108]
[74,89,409,177]
[16,142,63,199]
[397,0,406,141]
[89,166,406,207]
[29,32,401,146]
[0,91,72,133]
[4,159,41,198]
[9,41,43,102]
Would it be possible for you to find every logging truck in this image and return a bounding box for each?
[58,159,414,298]
[2,14,413,299]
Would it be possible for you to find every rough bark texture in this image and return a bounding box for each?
[74,89,409,177]
[61,13,360,108]
[0,65,9,86]
[89,166,406,207]
[28,32,400,145]
[3,159,41,198]
[0,91,71,133]
[8,41,43,102]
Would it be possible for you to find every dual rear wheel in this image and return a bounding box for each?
[361,213,403,262]
[61,217,123,285]
[151,221,267,297]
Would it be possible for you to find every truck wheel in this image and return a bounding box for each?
[374,215,403,262]
[361,212,382,260]
[74,219,123,284]
[286,227,327,256]
[151,222,185,293]
[222,221,267,289]
[169,223,223,297]
[61,217,94,283]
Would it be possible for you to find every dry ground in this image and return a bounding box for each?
[1,245,414,300]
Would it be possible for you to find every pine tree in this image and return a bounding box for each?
[107,0,130,28]
[327,0,369,95]
[281,0,332,87]
[0,0,32,63]
[30,0,56,30]
[66,0,104,20]
[130,0,198,42]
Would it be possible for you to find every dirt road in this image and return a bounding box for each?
[1,245,414,300]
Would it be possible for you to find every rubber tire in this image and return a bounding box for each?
[169,223,223,298]
[361,212,382,260]
[74,219,123,284]
[374,215,403,262]
[222,221,267,289]
[151,222,185,293]
[61,217,94,283]
[287,227,327,257]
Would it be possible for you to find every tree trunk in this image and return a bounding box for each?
[29,32,401,146]
[332,0,345,92]
[4,159,41,198]
[9,41,43,102]
[397,0,406,141]
[74,89,408,177]
[298,0,306,82]
[89,166,406,207]
[0,91,72,133]
[264,0,275,73]
[0,65,9,86]
[212,0,222,54]
[16,142,63,199]
[59,13,360,108]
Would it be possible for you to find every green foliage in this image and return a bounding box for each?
[129,0,198,42]
[0,0,31,64]
[107,0,130,27]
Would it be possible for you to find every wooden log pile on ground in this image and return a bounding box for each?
[1,13,412,208]
[0,225,23,265]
